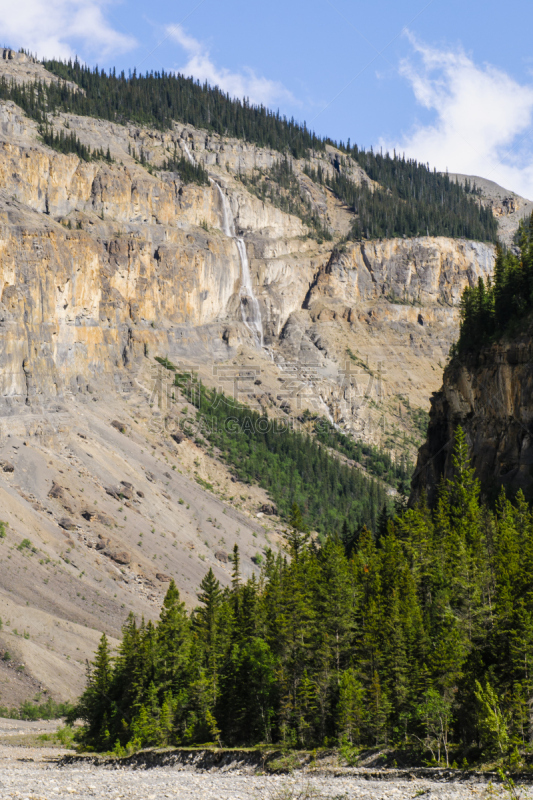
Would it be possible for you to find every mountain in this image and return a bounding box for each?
[0,49,522,706]
[411,222,533,506]
[410,324,533,507]
[449,172,533,245]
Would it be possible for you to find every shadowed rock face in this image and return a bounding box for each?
[410,330,533,506]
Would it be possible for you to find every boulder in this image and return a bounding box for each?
[107,549,131,565]
[0,460,14,473]
[96,512,113,526]
[48,482,64,500]
[48,481,76,515]
[118,483,134,500]
[260,503,277,515]
[58,517,76,531]
[156,572,172,582]
[111,420,127,433]
[215,550,228,563]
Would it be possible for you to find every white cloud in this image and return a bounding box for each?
[385,33,533,199]
[1,0,136,61]
[166,24,295,108]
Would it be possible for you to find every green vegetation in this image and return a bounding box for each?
[240,157,332,241]
[17,538,31,551]
[42,59,326,158]
[0,77,115,163]
[161,144,210,185]
[304,152,497,243]
[0,58,498,241]
[37,726,76,748]
[156,357,391,534]
[405,406,430,441]
[39,121,112,162]
[313,417,413,494]
[73,429,533,764]
[349,148,496,241]
[457,215,533,354]
[0,697,74,720]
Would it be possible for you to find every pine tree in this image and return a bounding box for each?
[337,667,365,744]
[76,633,113,749]
[196,569,222,706]
[156,580,191,698]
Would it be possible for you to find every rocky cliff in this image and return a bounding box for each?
[411,327,533,505]
[0,56,516,705]
[0,90,497,439]
[450,173,533,246]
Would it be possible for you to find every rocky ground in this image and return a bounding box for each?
[0,721,523,800]
[0,763,516,800]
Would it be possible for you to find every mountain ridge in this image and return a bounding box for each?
[0,52,520,706]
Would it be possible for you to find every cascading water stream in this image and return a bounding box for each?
[181,142,195,165]
[213,183,264,348]
[179,139,264,347]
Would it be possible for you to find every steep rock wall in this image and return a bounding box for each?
[309,237,494,308]
[0,84,497,434]
[411,331,533,504]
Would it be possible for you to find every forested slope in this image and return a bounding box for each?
[0,56,497,242]
[75,430,533,766]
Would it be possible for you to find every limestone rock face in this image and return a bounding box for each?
[0,194,243,406]
[411,330,533,504]
[309,238,494,308]
[0,57,515,704]
[0,56,505,452]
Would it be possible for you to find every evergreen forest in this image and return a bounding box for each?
[155,358,396,536]
[304,155,498,242]
[0,56,496,241]
[74,429,533,766]
[457,214,533,354]
[161,145,210,186]
[39,121,112,162]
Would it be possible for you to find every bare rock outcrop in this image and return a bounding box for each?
[411,325,533,504]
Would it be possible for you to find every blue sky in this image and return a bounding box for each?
[4,0,533,196]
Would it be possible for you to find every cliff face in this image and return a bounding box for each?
[309,237,493,307]
[0,84,497,436]
[0,57,510,704]
[411,331,533,504]
[0,99,316,405]
[450,173,533,246]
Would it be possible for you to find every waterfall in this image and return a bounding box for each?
[214,183,264,348]
[181,141,195,165]
[179,140,264,347]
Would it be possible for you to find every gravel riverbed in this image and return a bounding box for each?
[0,769,501,799]
[0,721,524,800]
[0,752,520,800]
